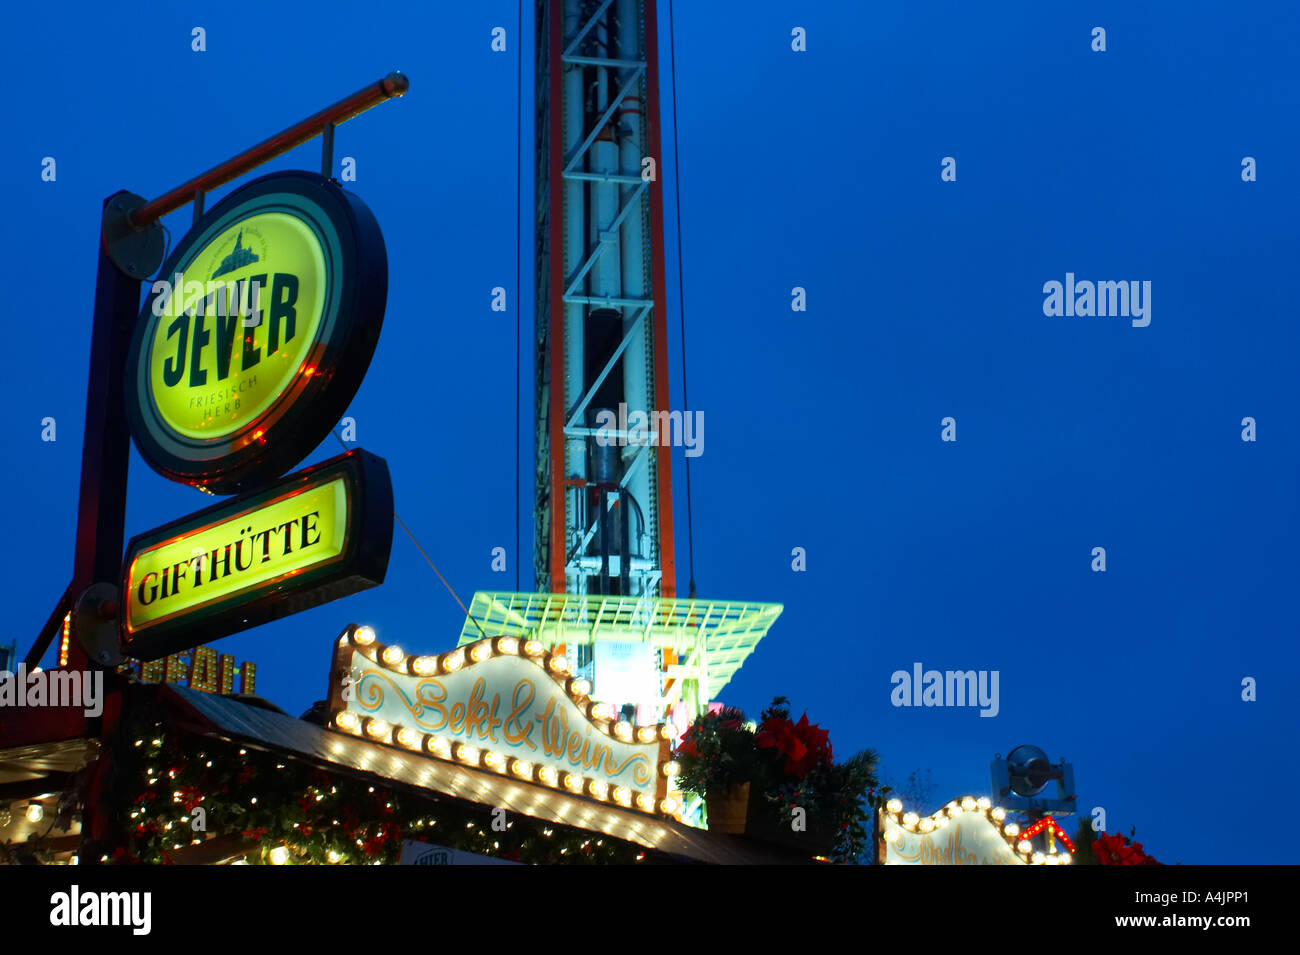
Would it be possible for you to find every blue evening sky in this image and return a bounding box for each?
[4,1,1297,863]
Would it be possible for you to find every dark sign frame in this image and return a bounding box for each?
[120,449,393,661]
[125,171,387,495]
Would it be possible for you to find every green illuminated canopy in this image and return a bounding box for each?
[456,592,782,707]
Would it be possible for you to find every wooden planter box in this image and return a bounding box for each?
[706,783,838,857]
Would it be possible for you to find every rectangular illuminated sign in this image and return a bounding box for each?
[121,450,392,661]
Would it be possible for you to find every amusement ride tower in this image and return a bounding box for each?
[459,2,781,778]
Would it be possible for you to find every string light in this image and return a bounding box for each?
[879,796,1074,865]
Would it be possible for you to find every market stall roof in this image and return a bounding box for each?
[0,738,91,788]
[162,685,804,865]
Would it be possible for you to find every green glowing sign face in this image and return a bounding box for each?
[127,171,387,495]
[120,450,393,661]
[146,213,328,441]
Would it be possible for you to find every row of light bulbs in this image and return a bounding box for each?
[333,708,681,817]
[334,626,681,819]
[344,626,671,746]
[881,796,1073,865]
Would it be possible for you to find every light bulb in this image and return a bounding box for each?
[335,712,360,734]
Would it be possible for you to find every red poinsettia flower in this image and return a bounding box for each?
[1093,832,1161,866]
[790,712,832,767]
[675,725,700,759]
[756,712,832,777]
[756,716,805,774]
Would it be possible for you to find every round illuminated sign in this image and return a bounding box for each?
[127,171,386,494]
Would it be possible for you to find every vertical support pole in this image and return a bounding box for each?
[192,190,205,226]
[875,807,887,864]
[321,121,335,178]
[547,0,568,594]
[642,0,677,598]
[70,193,142,669]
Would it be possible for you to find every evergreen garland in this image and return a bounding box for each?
[81,694,653,865]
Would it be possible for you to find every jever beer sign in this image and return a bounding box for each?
[121,451,392,660]
[118,169,394,660]
[126,171,387,494]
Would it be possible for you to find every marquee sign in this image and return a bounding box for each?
[878,796,1074,865]
[327,626,677,816]
[121,450,393,660]
[126,170,387,494]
